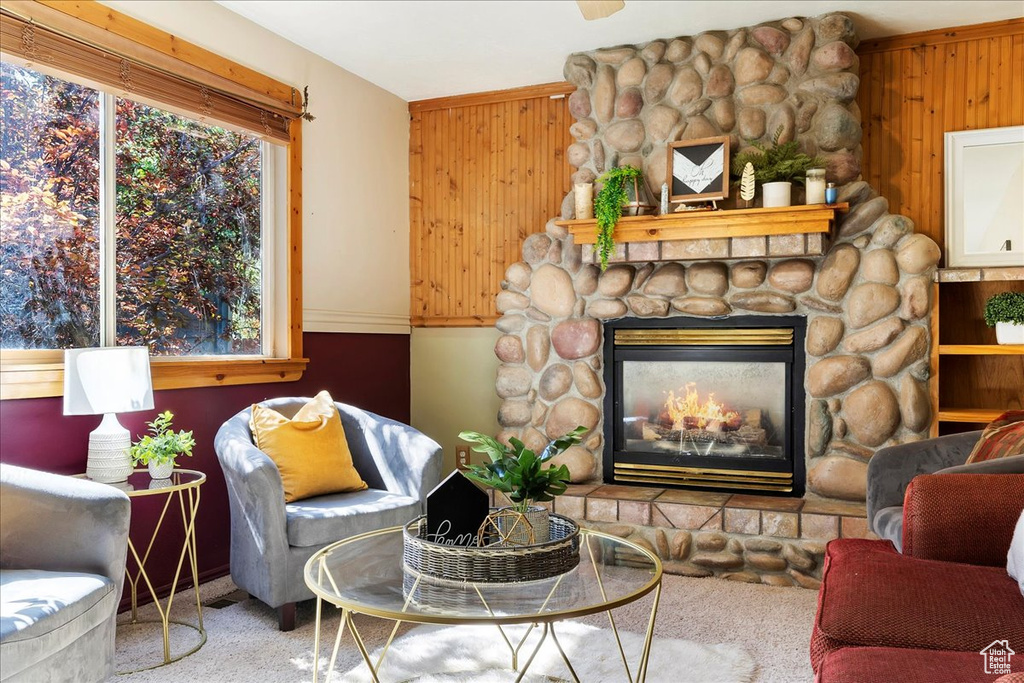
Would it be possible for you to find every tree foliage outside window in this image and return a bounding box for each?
[1,61,264,355]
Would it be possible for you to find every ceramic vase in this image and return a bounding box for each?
[762,181,792,208]
[995,322,1024,345]
[148,460,174,479]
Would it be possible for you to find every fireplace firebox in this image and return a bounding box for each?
[603,316,806,496]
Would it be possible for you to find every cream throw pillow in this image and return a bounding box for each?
[1009,508,1024,597]
[250,391,367,503]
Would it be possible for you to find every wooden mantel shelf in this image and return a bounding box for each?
[556,203,848,245]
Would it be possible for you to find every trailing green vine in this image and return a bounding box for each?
[593,166,643,270]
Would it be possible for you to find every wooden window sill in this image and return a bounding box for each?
[0,357,309,400]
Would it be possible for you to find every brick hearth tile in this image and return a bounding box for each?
[654,502,719,529]
[651,506,673,528]
[700,511,723,530]
[590,484,663,501]
[730,236,767,258]
[980,267,1024,281]
[724,508,760,535]
[619,501,652,525]
[608,243,627,263]
[805,233,826,255]
[563,484,601,497]
[801,513,839,540]
[802,499,867,517]
[627,241,660,261]
[586,498,618,522]
[656,489,731,506]
[840,516,877,539]
[581,244,595,264]
[668,238,730,260]
[761,511,799,538]
[768,234,806,256]
[727,494,804,512]
[556,495,585,521]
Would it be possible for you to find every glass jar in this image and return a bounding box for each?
[805,168,826,204]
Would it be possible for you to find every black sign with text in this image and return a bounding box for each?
[425,470,490,547]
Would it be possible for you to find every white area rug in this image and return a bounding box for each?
[339,622,755,683]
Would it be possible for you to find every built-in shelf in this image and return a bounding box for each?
[936,408,1009,423]
[934,266,1024,283]
[938,344,1024,355]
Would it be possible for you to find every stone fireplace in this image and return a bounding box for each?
[491,12,941,585]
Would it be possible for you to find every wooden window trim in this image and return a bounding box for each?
[0,0,307,400]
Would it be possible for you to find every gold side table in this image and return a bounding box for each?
[79,468,206,673]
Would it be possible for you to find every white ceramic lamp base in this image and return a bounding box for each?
[86,413,133,483]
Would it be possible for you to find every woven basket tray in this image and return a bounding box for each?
[402,512,580,583]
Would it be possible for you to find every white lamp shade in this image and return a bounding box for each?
[63,347,155,416]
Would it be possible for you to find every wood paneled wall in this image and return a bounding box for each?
[409,83,574,327]
[856,19,1024,253]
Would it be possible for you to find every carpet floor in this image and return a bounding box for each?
[115,573,817,682]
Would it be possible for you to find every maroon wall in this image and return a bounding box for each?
[0,332,411,605]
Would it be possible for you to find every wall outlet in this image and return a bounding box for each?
[456,446,470,471]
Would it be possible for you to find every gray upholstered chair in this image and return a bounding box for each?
[214,398,443,630]
[866,430,1024,550]
[0,464,130,683]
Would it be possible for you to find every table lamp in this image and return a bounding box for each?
[63,346,154,483]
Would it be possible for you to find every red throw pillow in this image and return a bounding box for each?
[965,410,1024,464]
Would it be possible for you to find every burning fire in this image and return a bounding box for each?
[664,383,740,431]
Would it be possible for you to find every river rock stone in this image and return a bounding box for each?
[896,234,942,274]
[680,115,717,140]
[861,249,899,284]
[729,291,796,313]
[786,28,815,75]
[813,41,857,71]
[694,33,724,59]
[808,399,832,457]
[498,399,532,427]
[627,295,671,317]
[546,398,600,439]
[871,214,915,248]
[901,276,930,321]
[807,356,871,397]
[551,318,600,359]
[599,265,635,297]
[840,197,889,237]
[807,317,844,356]
[686,262,728,296]
[567,142,591,168]
[644,263,688,297]
[671,296,731,316]
[573,362,602,399]
[646,105,681,141]
[548,446,596,483]
[873,326,928,377]
[712,99,736,131]
[768,259,814,293]
[737,84,787,106]
[768,63,791,85]
[587,298,628,319]
[752,26,790,55]
[706,65,735,98]
[495,335,525,363]
[497,291,530,313]
[738,108,766,139]
[531,264,575,318]
[505,261,532,291]
[842,318,905,353]
[568,89,592,120]
[807,456,867,501]
[522,234,553,264]
[693,52,712,76]
[575,265,599,296]
[838,180,875,207]
[817,13,857,46]
[824,150,860,185]
[539,364,573,401]
[900,375,932,432]
[617,57,647,87]
[593,65,616,124]
[848,283,901,328]
[605,119,645,153]
[526,326,550,371]
[615,89,644,119]
[782,18,804,32]
[731,261,767,288]
[723,30,747,62]
[668,67,704,106]
[798,73,859,103]
[496,314,526,334]
[815,244,860,301]
[817,103,862,152]
[666,39,692,62]
[844,381,900,446]
[564,54,597,88]
[594,47,635,65]
[497,365,533,398]
[641,40,666,63]
[644,63,675,103]
[736,48,774,85]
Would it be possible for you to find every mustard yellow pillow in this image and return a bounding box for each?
[250,391,367,502]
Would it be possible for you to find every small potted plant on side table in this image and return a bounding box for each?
[985,291,1024,345]
[129,410,195,479]
[458,426,587,543]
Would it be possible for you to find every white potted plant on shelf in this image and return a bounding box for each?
[985,292,1024,345]
[731,127,823,208]
[128,410,195,479]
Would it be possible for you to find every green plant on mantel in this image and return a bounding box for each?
[731,126,823,185]
[984,292,1024,326]
[128,410,195,467]
[457,426,586,513]
[593,165,644,270]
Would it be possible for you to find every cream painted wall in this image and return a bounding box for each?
[103,1,411,335]
[410,328,501,473]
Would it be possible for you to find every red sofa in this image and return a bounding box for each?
[812,473,1024,683]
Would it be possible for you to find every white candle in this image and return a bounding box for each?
[574,183,594,220]
[805,169,826,204]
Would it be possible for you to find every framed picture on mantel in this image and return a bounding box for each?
[668,136,730,203]
[944,126,1024,267]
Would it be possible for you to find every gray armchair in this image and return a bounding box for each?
[866,430,1024,550]
[0,464,130,683]
[214,398,442,630]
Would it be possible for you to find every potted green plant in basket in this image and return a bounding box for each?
[594,166,647,270]
[984,291,1024,345]
[128,410,195,479]
[731,126,823,208]
[458,426,587,543]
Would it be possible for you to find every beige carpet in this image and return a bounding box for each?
[115,573,817,682]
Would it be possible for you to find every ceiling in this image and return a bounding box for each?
[216,1,1024,102]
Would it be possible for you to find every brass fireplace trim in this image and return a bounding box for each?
[613,462,794,493]
[614,328,794,346]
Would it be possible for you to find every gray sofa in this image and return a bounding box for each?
[0,464,130,683]
[215,398,442,630]
[866,430,1024,550]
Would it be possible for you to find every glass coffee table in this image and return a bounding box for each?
[304,525,662,683]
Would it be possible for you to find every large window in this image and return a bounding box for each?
[2,62,269,356]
